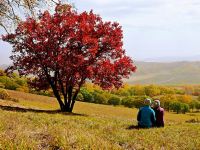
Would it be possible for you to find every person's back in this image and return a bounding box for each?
[137,99,156,128]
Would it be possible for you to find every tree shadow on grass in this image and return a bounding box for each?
[0,105,87,116]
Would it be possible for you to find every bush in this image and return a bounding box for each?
[177,95,192,104]
[76,93,84,101]
[93,92,107,104]
[195,102,200,111]
[189,100,199,112]
[132,96,148,108]
[0,88,10,100]
[170,102,189,114]
[108,96,120,106]
[121,97,135,108]
[0,74,28,91]
[80,88,94,102]
[115,88,130,97]
[121,96,149,108]
[181,103,189,114]
[159,94,177,111]
[145,85,160,97]
[159,86,175,95]
[170,102,182,114]
[128,85,145,96]
[5,81,20,90]
[0,83,5,88]
[16,86,29,93]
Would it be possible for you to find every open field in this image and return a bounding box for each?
[0,90,200,149]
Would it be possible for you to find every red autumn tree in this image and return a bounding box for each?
[2,4,136,112]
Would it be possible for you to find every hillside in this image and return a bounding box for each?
[126,61,200,85]
[0,90,200,149]
[2,61,200,85]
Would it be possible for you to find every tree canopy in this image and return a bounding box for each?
[2,4,136,112]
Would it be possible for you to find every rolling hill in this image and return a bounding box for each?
[126,61,200,85]
[2,61,200,85]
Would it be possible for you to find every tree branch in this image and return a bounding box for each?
[0,23,9,34]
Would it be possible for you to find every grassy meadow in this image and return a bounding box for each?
[0,90,200,149]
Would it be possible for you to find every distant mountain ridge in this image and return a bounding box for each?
[142,55,200,62]
[126,61,200,85]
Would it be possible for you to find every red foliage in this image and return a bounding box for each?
[2,4,136,111]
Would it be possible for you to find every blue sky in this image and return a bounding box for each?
[1,0,200,64]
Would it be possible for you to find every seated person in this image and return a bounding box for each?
[153,100,164,127]
[137,98,156,128]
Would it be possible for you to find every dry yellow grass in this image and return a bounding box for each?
[0,90,199,149]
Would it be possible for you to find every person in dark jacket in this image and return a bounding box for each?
[153,100,164,127]
[137,98,156,128]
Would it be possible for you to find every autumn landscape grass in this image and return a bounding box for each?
[0,90,200,149]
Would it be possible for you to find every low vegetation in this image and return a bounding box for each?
[0,90,200,149]
[1,69,200,114]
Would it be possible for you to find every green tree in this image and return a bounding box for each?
[108,96,120,106]
[181,103,189,114]
[196,102,200,112]
[159,94,177,111]
[189,100,198,112]
[170,102,182,114]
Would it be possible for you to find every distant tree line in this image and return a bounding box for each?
[1,69,200,113]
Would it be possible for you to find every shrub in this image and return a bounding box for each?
[128,85,145,96]
[93,92,107,104]
[195,102,200,111]
[4,79,20,90]
[169,102,189,114]
[115,88,130,97]
[132,96,148,108]
[159,94,177,111]
[177,95,192,104]
[121,96,148,108]
[0,88,10,100]
[76,93,84,101]
[121,97,134,108]
[80,88,94,102]
[181,103,189,114]
[159,86,175,95]
[170,102,182,114]
[0,83,5,88]
[145,85,160,97]
[189,100,199,112]
[16,86,29,93]
[0,74,28,91]
[108,96,120,106]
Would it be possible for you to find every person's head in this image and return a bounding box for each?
[144,98,151,106]
[154,99,160,108]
